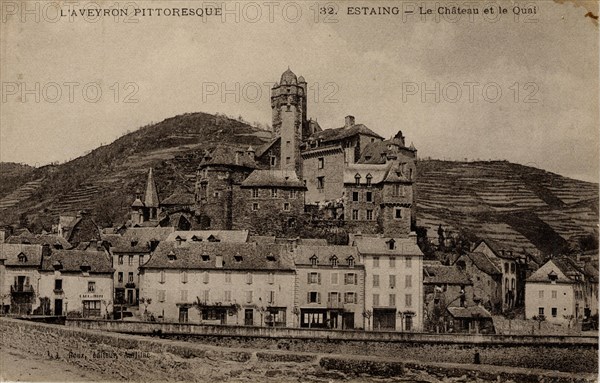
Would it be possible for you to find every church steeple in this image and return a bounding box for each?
[144,168,160,208]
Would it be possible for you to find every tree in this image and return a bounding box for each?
[139,297,152,316]
[362,310,372,330]
[102,300,113,319]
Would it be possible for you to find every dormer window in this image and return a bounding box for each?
[175,236,185,246]
[330,255,338,267]
[17,253,27,263]
[207,235,220,242]
[548,271,558,283]
[310,254,318,267]
[234,254,243,262]
[347,256,355,268]
[266,253,276,262]
[387,239,396,250]
[52,260,63,270]
[354,173,361,186]
[366,174,372,187]
[131,240,138,247]
[201,253,210,262]
[191,235,202,242]
[80,262,91,276]
[168,251,177,261]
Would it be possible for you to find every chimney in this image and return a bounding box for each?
[409,231,418,244]
[215,255,223,268]
[344,115,355,128]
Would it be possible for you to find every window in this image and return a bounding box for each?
[504,263,509,273]
[129,255,134,266]
[352,210,359,220]
[355,174,361,186]
[551,290,557,299]
[551,307,557,317]
[156,290,166,302]
[387,239,395,250]
[389,257,395,268]
[511,278,515,290]
[271,188,278,198]
[539,290,544,299]
[366,174,372,187]
[317,177,324,189]
[160,270,166,283]
[330,255,338,267]
[246,273,253,284]
[290,190,297,199]
[366,192,372,202]
[347,256,355,268]
[329,292,340,303]
[308,272,321,284]
[268,291,275,304]
[283,203,290,211]
[54,279,62,291]
[389,294,396,307]
[286,140,291,148]
[373,256,380,268]
[246,291,253,303]
[308,291,320,303]
[285,157,291,165]
[201,290,209,302]
[318,157,324,169]
[267,272,275,284]
[405,275,412,288]
[373,275,380,287]
[344,292,356,304]
[252,188,259,198]
[203,271,209,284]
[225,272,232,284]
[392,184,400,197]
[331,273,339,285]
[87,281,96,293]
[310,254,318,267]
[373,294,380,306]
[510,263,515,273]
[118,255,123,265]
[201,254,210,262]
[180,290,188,302]
[270,156,276,166]
[344,273,357,285]
[389,275,396,288]
[128,272,134,283]
[366,210,373,220]
[352,192,359,202]
[405,294,412,307]
[118,272,123,283]
[252,202,259,211]
[405,257,412,268]
[224,290,232,302]
[139,255,144,265]
[538,307,544,316]
[395,208,402,219]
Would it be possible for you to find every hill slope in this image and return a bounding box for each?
[0,112,597,256]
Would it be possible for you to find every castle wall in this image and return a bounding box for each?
[303,150,345,205]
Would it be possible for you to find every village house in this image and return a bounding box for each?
[139,241,295,326]
[525,256,598,326]
[292,244,364,329]
[453,251,503,313]
[0,243,47,315]
[351,233,424,332]
[39,249,113,318]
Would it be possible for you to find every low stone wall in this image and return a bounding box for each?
[1,318,597,382]
[66,318,598,373]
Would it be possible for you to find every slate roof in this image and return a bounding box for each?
[241,170,305,188]
[307,124,383,144]
[463,252,502,275]
[41,249,113,273]
[161,189,195,205]
[199,145,257,168]
[165,230,249,243]
[6,234,72,249]
[423,264,472,285]
[475,239,520,260]
[142,241,294,271]
[293,245,360,266]
[0,244,44,267]
[351,236,423,256]
[358,140,416,165]
[447,305,492,319]
[102,227,174,253]
[144,168,160,208]
[343,162,410,185]
[526,257,591,283]
[255,138,279,159]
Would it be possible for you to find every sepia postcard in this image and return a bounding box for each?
[0,1,598,382]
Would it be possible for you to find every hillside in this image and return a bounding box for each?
[0,112,597,256]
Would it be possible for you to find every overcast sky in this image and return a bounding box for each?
[1,0,598,182]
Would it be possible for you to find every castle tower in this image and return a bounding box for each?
[271,68,307,178]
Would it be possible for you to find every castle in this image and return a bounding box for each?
[131,69,418,237]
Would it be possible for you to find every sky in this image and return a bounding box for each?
[1,0,598,182]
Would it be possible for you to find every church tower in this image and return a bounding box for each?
[271,68,307,178]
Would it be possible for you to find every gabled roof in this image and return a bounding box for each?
[199,145,258,169]
[165,230,249,243]
[255,137,280,159]
[424,263,472,285]
[142,241,294,271]
[0,244,44,267]
[461,252,502,275]
[241,169,305,188]
[41,249,113,273]
[6,233,72,249]
[350,235,423,256]
[526,257,588,283]
[343,161,411,185]
[292,245,360,266]
[144,168,160,208]
[358,140,416,165]
[473,239,520,260]
[307,124,383,144]
[161,189,195,205]
[447,305,491,319]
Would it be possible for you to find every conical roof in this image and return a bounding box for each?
[144,168,160,208]
[280,68,297,85]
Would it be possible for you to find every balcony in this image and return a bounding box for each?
[11,285,34,294]
[125,282,136,288]
[53,288,64,294]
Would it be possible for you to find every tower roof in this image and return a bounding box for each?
[144,168,160,208]
[280,68,297,85]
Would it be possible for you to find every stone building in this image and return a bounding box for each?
[0,243,46,315]
[351,234,424,332]
[453,251,503,313]
[139,241,295,326]
[130,169,162,227]
[292,244,365,329]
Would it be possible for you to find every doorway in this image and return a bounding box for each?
[244,309,254,326]
[54,299,63,316]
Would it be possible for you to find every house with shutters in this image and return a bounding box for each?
[292,244,364,329]
[138,240,295,326]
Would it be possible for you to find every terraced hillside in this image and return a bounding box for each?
[416,160,598,255]
[0,112,597,257]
